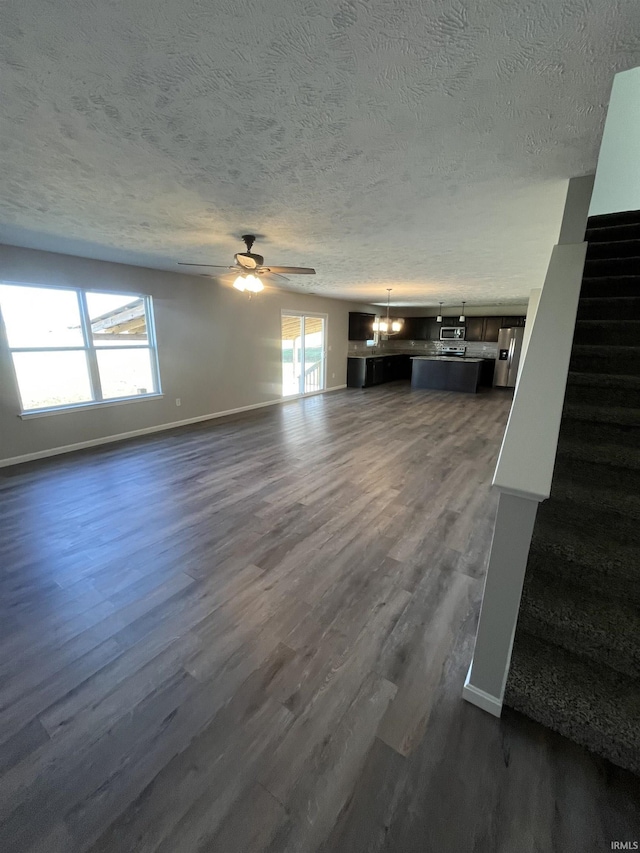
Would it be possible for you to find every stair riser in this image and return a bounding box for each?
[526,549,640,606]
[586,223,640,243]
[586,240,640,260]
[570,350,640,376]
[517,610,640,680]
[560,418,639,449]
[564,382,640,409]
[573,322,640,346]
[577,298,640,321]
[581,277,639,299]
[584,258,640,277]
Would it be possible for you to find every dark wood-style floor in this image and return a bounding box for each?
[0,385,638,852]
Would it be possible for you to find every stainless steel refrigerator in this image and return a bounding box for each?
[494,326,525,388]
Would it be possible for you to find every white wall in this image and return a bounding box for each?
[590,66,640,216]
[0,244,371,464]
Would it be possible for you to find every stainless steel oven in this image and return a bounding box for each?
[439,326,465,341]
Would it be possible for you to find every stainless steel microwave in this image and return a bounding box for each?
[440,326,465,341]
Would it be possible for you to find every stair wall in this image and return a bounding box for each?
[504,209,640,775]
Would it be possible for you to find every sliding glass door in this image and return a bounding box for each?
[281,312,326,397]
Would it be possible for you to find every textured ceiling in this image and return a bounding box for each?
[0,0,638,306]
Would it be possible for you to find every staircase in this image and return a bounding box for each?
[504,209,640,775]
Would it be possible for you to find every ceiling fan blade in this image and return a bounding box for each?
[255,273,289,286]
[264,272,290,282]
[178,263,235,269]
[263,266,316,275]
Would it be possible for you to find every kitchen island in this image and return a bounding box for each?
[410,356,483,393]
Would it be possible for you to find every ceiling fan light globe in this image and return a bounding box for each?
[233,275,247,291]
[246,275,263,293]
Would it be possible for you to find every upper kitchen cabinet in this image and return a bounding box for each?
[481,316,526,341]
[425,317,441,340]
[482,316,504,342]
[348,312,375,341]
[464,317,485,342]
[395,316,429,340]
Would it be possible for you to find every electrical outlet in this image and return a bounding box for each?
[332,372,335,379]
[175,398,181,407]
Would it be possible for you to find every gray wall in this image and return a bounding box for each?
[590,66,640,216]
[0,244,372,464]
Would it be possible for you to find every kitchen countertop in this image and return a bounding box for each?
[410,356,484,363]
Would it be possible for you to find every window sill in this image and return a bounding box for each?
[19,393,164,419]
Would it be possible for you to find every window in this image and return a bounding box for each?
[0,283,161,414]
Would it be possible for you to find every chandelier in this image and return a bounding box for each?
[373,289,404,335]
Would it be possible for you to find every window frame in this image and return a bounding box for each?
[0,280,162,417]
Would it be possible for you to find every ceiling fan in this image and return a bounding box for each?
[178,234,316,293]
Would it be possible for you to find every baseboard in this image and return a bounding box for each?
[462,665,503,717]
[0,385,348,468]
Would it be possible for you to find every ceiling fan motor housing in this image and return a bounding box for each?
[234,252,264,268]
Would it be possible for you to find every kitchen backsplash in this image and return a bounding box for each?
[348,339,499,359]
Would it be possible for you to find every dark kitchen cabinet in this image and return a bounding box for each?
[396,316,429,341]
[368,358,385,386]
[483,316,504,342]
[465,317,485,342]
[442,316,463,327]
[425,318,441,340]
[348,312,375,341]
[471,315,526,342]
[347,355,411,388]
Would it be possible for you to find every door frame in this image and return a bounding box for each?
[280,310,328,398]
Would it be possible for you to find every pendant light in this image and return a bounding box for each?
[436,302,443,323]
[373,289,404,335]
[459,301,466,322]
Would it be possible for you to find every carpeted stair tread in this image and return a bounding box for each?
[573,319,640,346]
[577,296,640,321]
[562,402,640,426]
[526,548,640,608]
[560,411,639,449]
[586,239,640,259]
[555,435,640,472]
[519,572,640,679]
[584,258,640,278]
[586,222,640,243]
[553,446,640,496]
[581,277,639,299]
[549,476,640,521]
[587,209,640,229]
[505,632,640,774]
[530,516,639,583]
[536,495,640,548]
[567,371,640,391]
[565,371,640,408]
[570,344,640,376]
